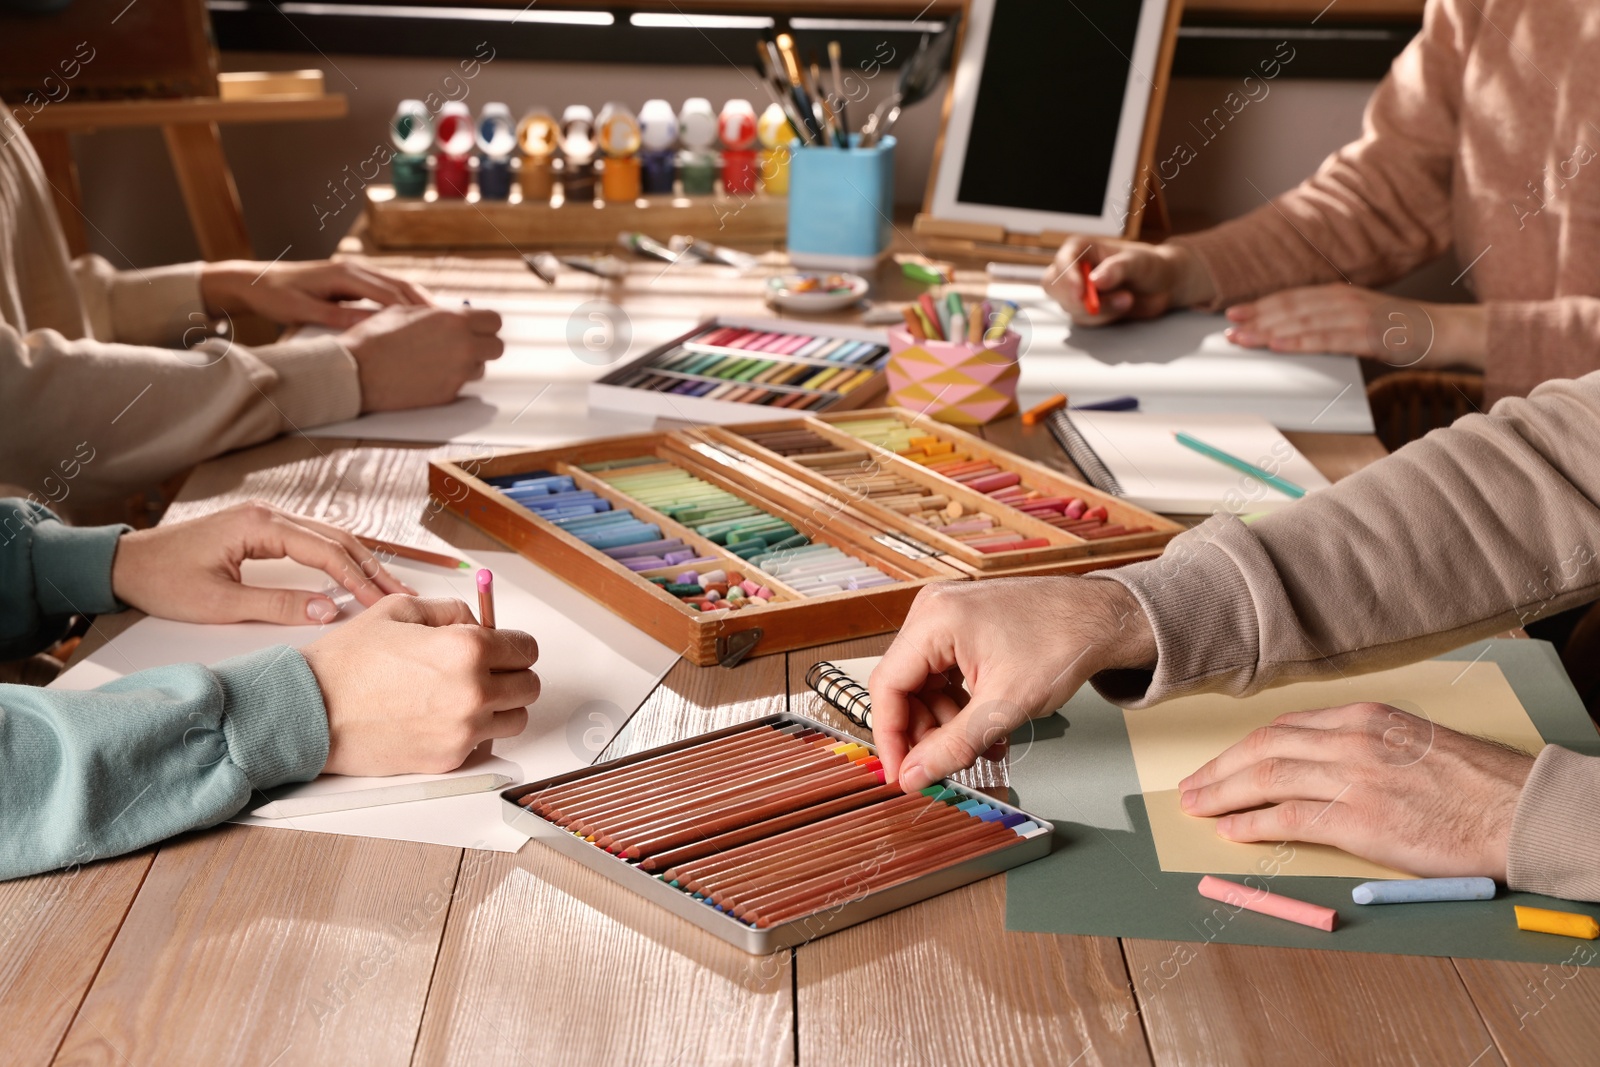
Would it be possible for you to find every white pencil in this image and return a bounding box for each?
[249,773,515,820]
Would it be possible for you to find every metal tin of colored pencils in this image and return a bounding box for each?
[500,712,1054,954]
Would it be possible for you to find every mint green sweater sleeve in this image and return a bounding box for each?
[0,499,330,880]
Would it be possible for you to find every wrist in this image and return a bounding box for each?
[1427,302,1487,370]
[198,261,253,316]
[1082,578,1157,674]
[1158,244,1217,309]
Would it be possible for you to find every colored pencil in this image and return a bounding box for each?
[1174,431,1307,499]
[476,568,496,628]
[356,535,470,572]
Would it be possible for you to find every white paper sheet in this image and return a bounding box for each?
[1065,410,1333,515]
[990,283,1375,433]
[52,549,679,851]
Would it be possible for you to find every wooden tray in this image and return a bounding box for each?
[429,415,1181,666]
[699,407,1183,573]
[364,184,787,251]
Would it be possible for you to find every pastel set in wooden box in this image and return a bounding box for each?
[427,409,1181,665]
[587,316,892,424]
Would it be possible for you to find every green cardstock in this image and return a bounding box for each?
[1004,639,1600,968]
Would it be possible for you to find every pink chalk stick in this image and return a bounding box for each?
[1197,875,1337,932]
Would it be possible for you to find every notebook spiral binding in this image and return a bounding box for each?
[804,661,873,729]
[1044,409,1123,496]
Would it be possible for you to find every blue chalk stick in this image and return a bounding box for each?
[1351,877,1496,905]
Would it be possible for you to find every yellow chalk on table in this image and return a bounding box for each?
[1515,905,1600,939]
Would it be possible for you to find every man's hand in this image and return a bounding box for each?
[1044,237,1216,326]
[301,596,541,776]
[111,501,414,624]
[200,259,432,329]
[1225,284,1487,369]
[339,305,505,412]
[1180,702,1534,880]
[869,578,1156,793]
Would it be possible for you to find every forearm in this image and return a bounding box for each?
[71,256,206,347]
[0,647,329,881]
[0,499,125,659]
[0,326,359,508]
[1090,371,1600,705]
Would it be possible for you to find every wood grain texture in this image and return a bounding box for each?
[1455,957,1600,1065]
[55,829,461,1066]
[796,876,1150,1067]
[413,649,792,1066]
[0,854,152,1066]
[1123,941,1503,1067]
[28,94,348,131]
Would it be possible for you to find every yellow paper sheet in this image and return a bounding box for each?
[1122,660,1546,880]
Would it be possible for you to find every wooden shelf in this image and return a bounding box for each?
[25,93,347,132]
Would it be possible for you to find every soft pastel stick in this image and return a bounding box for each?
[1352,877,1495,905]
[1515,905,1600,939]
[1197,875,1337,932]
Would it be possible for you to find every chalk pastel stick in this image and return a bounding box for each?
[1515,905,1600,940]
[1352,877,1496,905]
[1198,874,1337,932]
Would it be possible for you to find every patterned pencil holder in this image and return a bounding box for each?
[885,326,1022,426]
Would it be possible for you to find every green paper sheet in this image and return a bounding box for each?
[1004,639,1600,967]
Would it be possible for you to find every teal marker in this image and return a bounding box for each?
[1174,431,1307,499]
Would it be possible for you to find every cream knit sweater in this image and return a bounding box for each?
[1172,0,1600,405]
[0,109,361,509]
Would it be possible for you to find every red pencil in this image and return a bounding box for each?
[1080,259,1101,315]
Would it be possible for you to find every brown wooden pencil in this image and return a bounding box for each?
[705,805,969,905]
[597,759,883,852]
[559,733,840,831]
[740,819,1011,923]
[589,751,874,844]
[577,744,861,838]
[752,824,1019,927]
[668,794,930,888]
[525,726,785,815]
[355,535,471,572]
[635,782,901,868]
[692,799,961,896]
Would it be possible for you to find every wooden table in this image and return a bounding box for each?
[10,262,1600,1067]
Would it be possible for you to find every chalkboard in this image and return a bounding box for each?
[925,0,1179,242]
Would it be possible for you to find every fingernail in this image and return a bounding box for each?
[899,759,930,793]
[306,598,338,622]
[1180,789,1197,811]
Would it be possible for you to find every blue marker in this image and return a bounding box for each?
[1351,877,1496,905]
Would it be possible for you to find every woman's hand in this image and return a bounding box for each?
[200,258,433,329]
[1180,702,1534,879]
[1225,284,1487,369]
[111,501,414,625]
[302,596,540,776]
[869,578,1156,793]
[1045,236,1216,325]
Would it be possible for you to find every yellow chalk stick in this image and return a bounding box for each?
[1515,905,1600,940]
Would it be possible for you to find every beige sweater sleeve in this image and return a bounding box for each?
[1167,0,1467,306]
[1,326,360,509]
[1088,371,1600,900]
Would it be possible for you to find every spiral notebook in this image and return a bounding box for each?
[804,656,882,729]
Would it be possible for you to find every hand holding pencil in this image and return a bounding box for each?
[1043,236,1217,326]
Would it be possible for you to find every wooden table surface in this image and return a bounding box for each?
[12,259,1600,1066]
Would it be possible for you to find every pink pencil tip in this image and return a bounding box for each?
[476,568,493,589]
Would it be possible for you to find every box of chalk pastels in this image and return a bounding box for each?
[428,407,1182,666]
[500,713,1054,953]
[587,316,893,424]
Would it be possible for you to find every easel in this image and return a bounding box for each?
[2,0,345,261]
